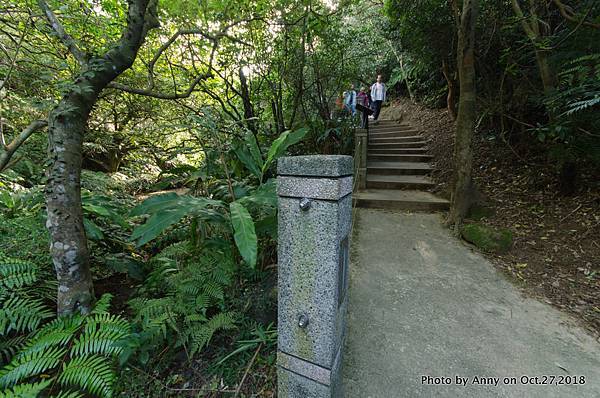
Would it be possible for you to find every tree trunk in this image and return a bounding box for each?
[40,0,158,315]
[238,67,257,134]
[46,95,96,315]
[399,56,415,102]
[449,0,478,232]
[535,50,556,94]
[442,59,457,120]
[510,0,556,94]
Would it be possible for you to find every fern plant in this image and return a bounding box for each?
[0,254,131,398]
[540,53,600,163]
[127,244,237,362]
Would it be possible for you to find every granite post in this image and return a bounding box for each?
[277,155,353,398]
[354,129,367,190]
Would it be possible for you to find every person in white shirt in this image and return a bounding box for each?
[370,75,386,121]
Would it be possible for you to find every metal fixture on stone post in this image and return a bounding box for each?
[354,128,367,190]
[277,155,353,398]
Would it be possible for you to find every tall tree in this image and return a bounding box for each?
[449,0,478,231]
[510,0,556,94]
[39,0,159,315]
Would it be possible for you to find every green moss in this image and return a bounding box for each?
[461,222,513,253]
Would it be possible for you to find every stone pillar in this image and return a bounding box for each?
[354,129,367,190]
[277,155,353,398]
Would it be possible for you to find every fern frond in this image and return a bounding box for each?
[58,355,114,398]
[0,346,65,388]
[565,95,600,116]
[0,258,37,289]
[17,317,84,359]
[0,295,53,336]
[203,280,224,302]
[0,335,27,365]
[209,266,232,286]
[91,294,114,315]
[51,390,85,398]
[0,380,51,398]
[189,312,236,357]
[70,314,130,357]
[194,293,210,309]
[130,298,174,323]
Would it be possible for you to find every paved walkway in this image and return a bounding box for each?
[342,209,600,397]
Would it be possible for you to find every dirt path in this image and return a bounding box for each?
[343,209,600,397]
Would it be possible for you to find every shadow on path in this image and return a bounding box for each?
[343,209,600,397]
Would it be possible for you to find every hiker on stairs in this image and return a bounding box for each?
[370,74,386,122]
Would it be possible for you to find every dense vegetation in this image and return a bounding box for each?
[1,0,598,396]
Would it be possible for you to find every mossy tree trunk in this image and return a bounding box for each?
[39,0,158,315]
[449,0,478,233]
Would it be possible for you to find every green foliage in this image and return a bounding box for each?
[130,177,277,269]
[0,187,44,219]
[130,194,223,246]
[539,53,600,164]
[0,254,131,398]
[229,202,257,268]
[233,127,309,182]
[127,247,237,362]
[216,323,277,366]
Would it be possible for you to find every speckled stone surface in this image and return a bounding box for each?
[278,155,353,177]
[277,176,352,200]
[277,195,351,367]
[278,344,344,398]
[277,155,352,397]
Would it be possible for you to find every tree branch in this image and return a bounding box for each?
[108,73,212,99]
[37,0,87,65]
[552,0,600,29]
[511,0,538,41]
[0,119,47,171]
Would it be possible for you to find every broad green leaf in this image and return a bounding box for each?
[233,142,262,178]
[262,131,289,174]
[229,202,257,268]
[130,193,180,216]
[84,218,104,240]
[245,132,264,169]
[82,203,112,218]
[262,127,309,174]
[238,179,277,208]
[130,208,189,247]
[285,127,309,147]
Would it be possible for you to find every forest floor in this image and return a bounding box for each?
[380,99,600,337]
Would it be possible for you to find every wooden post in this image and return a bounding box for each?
[355,129,367,191]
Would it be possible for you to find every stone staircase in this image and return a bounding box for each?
[354,119,449,211]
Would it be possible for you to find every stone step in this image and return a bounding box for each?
[354,189,449,211]
[369,141,428,149]
[370,119,400,125]
[368,148,428,154]
[369,130,421,138]
[368,153,433,162]
[367,162,432,176]
[370,136,429,144]
[368,134,423,141]
[366,175,435,190]
[370,124,418,129]
[368,142,429,150]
